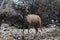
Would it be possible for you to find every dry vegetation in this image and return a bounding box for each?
[0,0,60,40]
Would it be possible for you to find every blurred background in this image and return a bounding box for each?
[0,0,60,40]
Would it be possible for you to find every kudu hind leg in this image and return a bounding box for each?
[38,23,42,32]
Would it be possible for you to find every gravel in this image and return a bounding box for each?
[0,23,60,40]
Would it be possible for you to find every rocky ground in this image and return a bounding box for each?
[0,23,60,40]
[0,0,60,40]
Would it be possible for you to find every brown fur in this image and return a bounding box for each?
[25,14,42,32]
[24,14,42,40]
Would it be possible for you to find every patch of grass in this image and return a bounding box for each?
[0,32,3,35]
[7,37,13,40]
[46,32,60,37]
